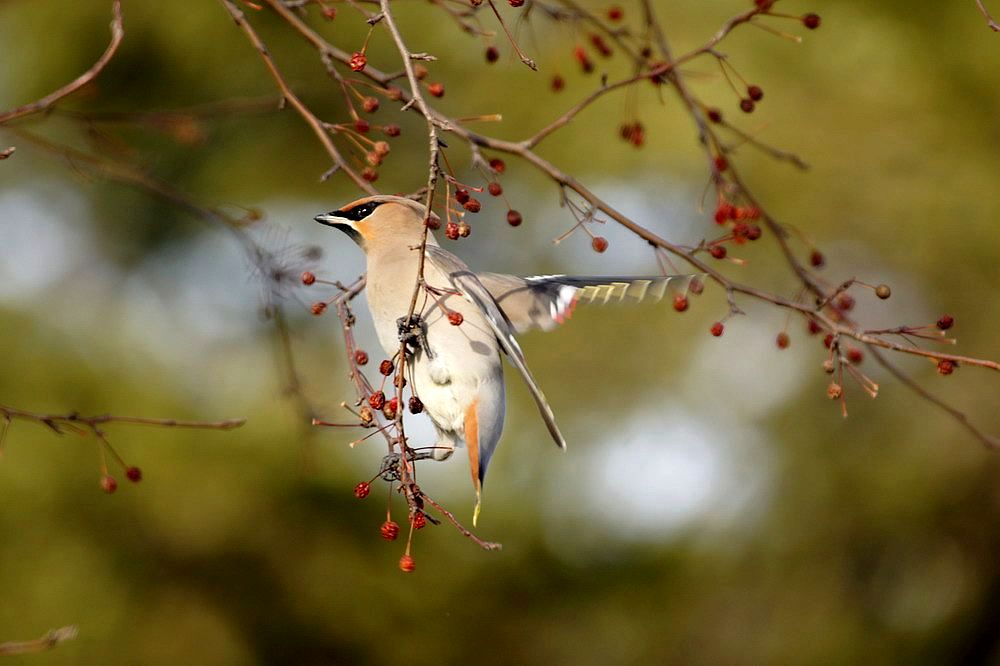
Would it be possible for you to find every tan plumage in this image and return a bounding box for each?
[316,195,694,522]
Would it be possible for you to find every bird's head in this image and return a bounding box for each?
[314,195,439,251]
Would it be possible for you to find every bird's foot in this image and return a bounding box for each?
[396,314,433,358]
[379,448,437,481]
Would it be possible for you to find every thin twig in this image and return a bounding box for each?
[0,626,78,656]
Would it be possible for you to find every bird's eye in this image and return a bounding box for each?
[338,201,382,221]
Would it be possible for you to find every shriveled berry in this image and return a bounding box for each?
[937,314,954,330]
[823,359,835,374]
[551,75,565,92]
[301,271,316,286]
[311,301,327,315]
[776,332,790,349]
[369,391,386,410]
[489,158,506,173]
[714,203,733,224]
[354,482,371,499]
[362,96,379,113]
[714,155,728,172]
[488,182,503,196]
[413,64,429,80]
[827,382,843,399]
[673,295,689,312]
[458,222,471,238]
[361,167,378,182]
[448,311,464,326]
[393,373,406,389]
[412,512,427,529]
[101,475,118,494]
[835,293,855,312]
[408,396,424,414]
[707,108,723,123]
[381,520,400,541]
[383,124,401,137]
[710,322,725,337]
[507,210,523,227]
[747,85,764,102]
[399,554,415,572]
[455,188,470,204]
[875,284,891,299]
[590,34,613,58]
[379,359,394,376]
[349,52,367,72]
[688,278,704,295]
[322,6,336,19]
[355,350,369,366]
[385,87,403,101]
[740,99,755,113]
[746,224,762,241]
[591,236,609,253]
[847,347,864,364]
[710,245,727,259]
[573,46,594,73]
[937,359,956,375]
[462,198,482,213]
[373,141,390,158]
[823,333,834,349]
[126,466,142,483]
[803,13,821,29]
[807,319,822,335]
[354,118,370,133]
[810,250,825,268]
[445,222,460,240]
[485,46,500,63]
[383,397,398,419]
[427,82,445,98]
[509,0,524,6]
[359,406,374,425]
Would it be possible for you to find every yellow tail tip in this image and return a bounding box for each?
[473,490,482,528]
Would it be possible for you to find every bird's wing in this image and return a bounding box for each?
[425,246,566,450]
[476,273,697,334]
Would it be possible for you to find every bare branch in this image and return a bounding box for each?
[0,626,78,656]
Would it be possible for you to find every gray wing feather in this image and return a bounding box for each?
[425,246,567,450]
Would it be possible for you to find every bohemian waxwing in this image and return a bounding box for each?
[316,195,692,522]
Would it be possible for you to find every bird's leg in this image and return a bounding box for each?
[396,314,434,359]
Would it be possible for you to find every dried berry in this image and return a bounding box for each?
[379,359,394,376]
[354,482,371,499]
[369,391,386,410]
[847,347,864,364]
[937,359,956,375]
[827,382,843,399]
[714,155,728,172]
[448,311,464,326]
[383,397,398,419]
[776,332,790,349]
[488,182,503,196]
[937,314,954,330]
[462,198,482,213]
[408,396,424,414]
[810,250,825,268]
[361,167,378,182]
[707,108,723,123]
[803,13,821,29]
[101,475,118,494]
[458,222,471,238]
[591,236,609,253]
[399,554,415,572]
[412,512,427,529]
[455,188,470,204]
[427,82,445,98]
[362,96,379,113]
[126,466,142,483]
[607,6,623,21]
[381,520,400,541]
[807,319,822,335]
[383,124,401,137]
[301,271,316,285]
[349,52,367,72]
[551,75,565,92]
[355,350,369,366]
[311,302,327,315]
[445,222,460,240]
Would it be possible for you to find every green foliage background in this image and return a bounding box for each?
[1,1,999,664]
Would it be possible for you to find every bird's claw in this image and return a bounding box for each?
[396,314,433,358]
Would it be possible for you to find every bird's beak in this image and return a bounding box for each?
[315,212,363,245]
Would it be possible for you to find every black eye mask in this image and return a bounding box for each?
[335,201,383,221]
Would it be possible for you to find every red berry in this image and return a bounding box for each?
[488,182,503,196]
[710,245,727,259]
[361,167,378,182]
[462,198,481,213]
[458,222,471,238]
[408,396,424,414]
[445,222,460,240]
[399,554,416,572]
[321,6,336,19]
[380,520,400,541]
[455,188,470,204]
[413,64,429,80]
[301,271,316,285]
[710,322,725,337]
[489,158,506,173]
[746,224,762,241]
[807,319,822,335]
[349,52,367,72]
[802,13,821,29]
[362,96,379,113]
[383,124,401,137]
[740,99,755,113]
[847,347,864,364]
[427,82,445,98]
[747,85,764,101]
[714,155,728,172]
[383,397,398,419]
[573,47,594,73]
[776,332,790,349]
[379,359,394,376]
[509,0,524,6]
[412,512,427,529]
[607,6,623,21]
[551,75,565,92]
[354,119,370,134]
[589,34,613,58]
[448,311,464,326]
[707,108,723,123]
[100,475,118,494]
[810,250,825,268]
[591,236,609,253]
[755,0,774,9]
[835,293,855,312]
[936,314,954,330]
[311,301,327,315]
[823,333,834,349]
[485,46,500,63]
[714,203,733,224]
[354,482,371,499]
[506,209,522,227]
[673,295,689,312]
[369,391,386,410]
[125,466,142,483]
[354,350,369,366]
[827,382,843,400]
[937,359,956,375]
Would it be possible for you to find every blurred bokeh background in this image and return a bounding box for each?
[2,0,999,663]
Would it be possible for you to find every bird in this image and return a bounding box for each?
[316,195,692,523]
